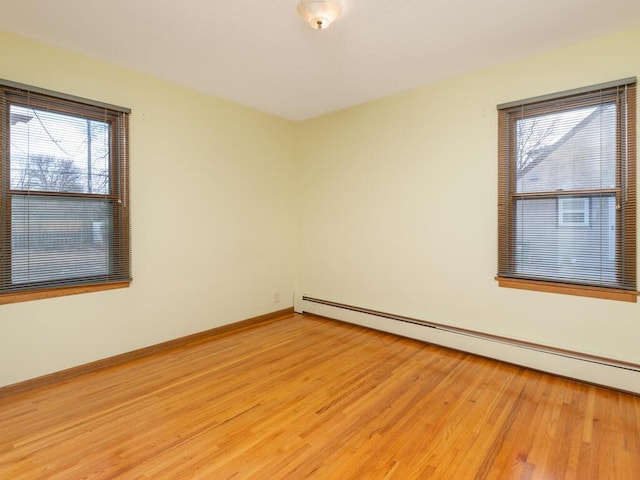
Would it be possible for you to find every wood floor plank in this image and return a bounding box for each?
[1,313,639,479]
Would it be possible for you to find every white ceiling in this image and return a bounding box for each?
[1,1,640,120]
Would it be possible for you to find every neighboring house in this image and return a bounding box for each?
[514,104,617,284]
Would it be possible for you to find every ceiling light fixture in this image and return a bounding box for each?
[297,0,343,30]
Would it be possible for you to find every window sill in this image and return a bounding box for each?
[0,281,130,305]
[496,276,638,303]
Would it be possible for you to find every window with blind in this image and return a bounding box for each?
[497,79,637,302]
[0,80,130,304]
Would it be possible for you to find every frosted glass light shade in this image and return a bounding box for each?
[297,0,343,30]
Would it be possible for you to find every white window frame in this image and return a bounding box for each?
[558,197,590,227]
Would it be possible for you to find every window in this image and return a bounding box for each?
[558,197,590,227]
[0,80,130,304]
[497,79,636,302]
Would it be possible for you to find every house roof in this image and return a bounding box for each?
[517,107,601,179]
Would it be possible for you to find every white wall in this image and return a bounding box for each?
[0,31,297,387]
[296,26,640,367]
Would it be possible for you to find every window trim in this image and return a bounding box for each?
[0,81,131,304]
[497,79,637,301]
[0,78,131,114]
[496,277,638,303]
[0,281,129,305]
[497,77,637,110]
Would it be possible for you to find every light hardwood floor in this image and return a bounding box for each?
[1,313,639,479]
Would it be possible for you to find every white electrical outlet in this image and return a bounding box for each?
[274,292,281,304]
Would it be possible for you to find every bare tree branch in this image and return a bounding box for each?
[16,155,84,192]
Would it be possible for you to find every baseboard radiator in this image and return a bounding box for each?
[295,295,640,395]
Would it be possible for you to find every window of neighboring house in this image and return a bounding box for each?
[558,197,590,227]
[0,80,131,304]
[497,78,637,302]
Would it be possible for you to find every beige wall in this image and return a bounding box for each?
[0,31,297,387]
[2,25,640,388]
[296,26,640,366]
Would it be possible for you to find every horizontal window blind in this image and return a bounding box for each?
[498,80,636,294]
[0,83,130,295]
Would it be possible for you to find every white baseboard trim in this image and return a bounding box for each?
[297,294,640,395]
